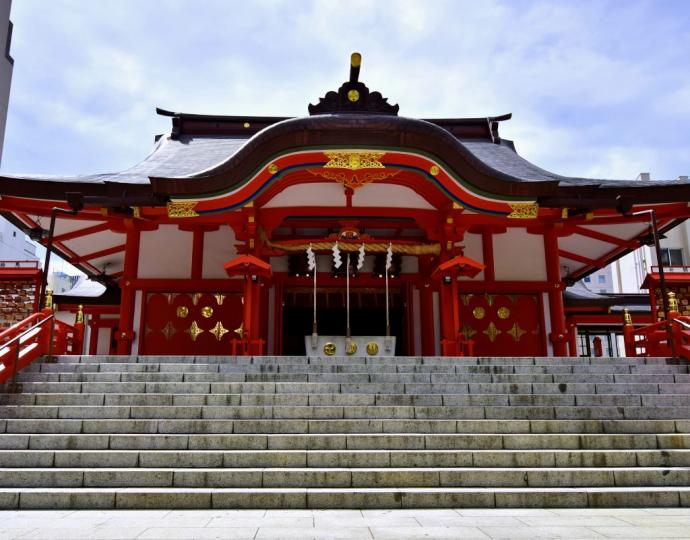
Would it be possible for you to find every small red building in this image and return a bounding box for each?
[2,54,689,357]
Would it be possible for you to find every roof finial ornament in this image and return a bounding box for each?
[308,52,399,116]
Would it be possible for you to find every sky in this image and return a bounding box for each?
[2,0,690,181]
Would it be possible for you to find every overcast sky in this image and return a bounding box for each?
[2,0,689,182]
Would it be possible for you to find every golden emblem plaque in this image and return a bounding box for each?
[323,342,336,356]
[346,341,358,355]
[497,307,511,319]
[366,341,379,355]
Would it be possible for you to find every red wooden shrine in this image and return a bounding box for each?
[2,53,690,357]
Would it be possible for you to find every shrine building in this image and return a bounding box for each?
[2,53,690,358]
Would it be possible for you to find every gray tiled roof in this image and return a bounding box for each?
[1,135,249,185]
[1,119,686,188]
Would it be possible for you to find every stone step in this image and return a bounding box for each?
[1,466,690,489]
[1,448,690,468]
[48,355,683,366]
[4,406,690,423]
[1,485,689,509]
[10,392,690,407]
[2,431,689,449]
[30,362,690,375]
[14,372,689,384]
[9,381,690,394]
[6,402,690,419]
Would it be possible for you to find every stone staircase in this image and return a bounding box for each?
[1,354,690,509]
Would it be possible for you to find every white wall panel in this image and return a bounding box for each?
[458,233,484,281]
[202,226,237,279]
[263,183,345,208]
[138,226,192,279]
[493,229,546,281]
[353,184,434,209]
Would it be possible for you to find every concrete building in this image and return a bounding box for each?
[0,0,28,263]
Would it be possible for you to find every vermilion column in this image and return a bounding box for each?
[439,269,460,356]
[116,223,140,354]
[419,284,435,356]
[544,228,568,356]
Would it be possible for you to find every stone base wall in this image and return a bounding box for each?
[0,279,36,329]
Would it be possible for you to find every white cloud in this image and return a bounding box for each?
[1,0,688,181]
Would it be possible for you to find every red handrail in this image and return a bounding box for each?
[0,308,85,386]
[623,304,690,360]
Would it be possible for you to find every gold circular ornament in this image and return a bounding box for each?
[472,307,486,319]
[429,165,440,176]
[366,341,379,356]
[176,306,189,318]
[346,340,358,355]
[323,342,336,356]
[201,306,214,318]
[243,122,250,128]
[497,307,511,319]
[268,163,278,174]
[347,89,360,102]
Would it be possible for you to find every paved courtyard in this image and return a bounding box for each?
[1,508,690,539]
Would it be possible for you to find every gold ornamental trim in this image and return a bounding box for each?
[176,306,189,318]
[214,294,226,306]
[167,201,199,218]
[307,168,400,190]
[366,341,379,356]
[201,306,214,318]
[323,342,336,356]
[323,151,385,170]
[497,307,511,320]
[507,202,539,219]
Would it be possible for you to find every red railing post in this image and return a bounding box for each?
[622,308,637,356]
[73,305,85,355]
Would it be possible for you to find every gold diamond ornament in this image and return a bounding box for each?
[210,321,230,341]
[186,321,204,342]
[508,323,527,342]
[483,322,501,343]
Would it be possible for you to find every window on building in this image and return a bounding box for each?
[660,248,684,267]
[598,275,606,284]
[584,276,591,283]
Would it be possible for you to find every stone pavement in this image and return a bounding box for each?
[2,508,690,539]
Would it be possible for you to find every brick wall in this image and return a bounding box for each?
[0,279,36,329]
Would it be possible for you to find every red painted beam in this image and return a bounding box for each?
[45,222,112,244]
[569,225,629,247]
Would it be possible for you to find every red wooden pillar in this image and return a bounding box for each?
[191,228,205,279]
[544,228,568,356]
[439,270,460,356]
[419,284,435,356]
[567,321,578,356]
[116,223,140,354]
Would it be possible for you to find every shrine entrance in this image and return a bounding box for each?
[281,287,407,355]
